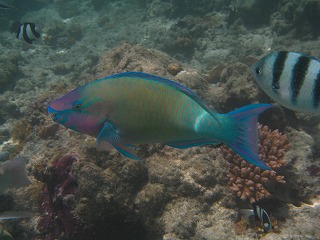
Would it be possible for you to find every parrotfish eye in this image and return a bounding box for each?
[72,100,83,112]
[255,67,263,77]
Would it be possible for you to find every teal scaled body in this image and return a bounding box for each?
[48,72,272,169]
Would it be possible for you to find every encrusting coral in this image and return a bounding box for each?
[221,124,290,203]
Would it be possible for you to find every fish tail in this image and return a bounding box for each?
[224,104,272,170]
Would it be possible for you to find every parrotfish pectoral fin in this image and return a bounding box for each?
[166,138,220,149]
[96,122,140,160]
[226,104,273,170]
[96,121,120,151]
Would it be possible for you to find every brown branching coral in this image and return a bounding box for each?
[221,124,290,203]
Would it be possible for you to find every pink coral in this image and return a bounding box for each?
[221,124,289,203]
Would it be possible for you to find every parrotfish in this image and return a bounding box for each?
[48,72,272,169]
[250,51,320,113]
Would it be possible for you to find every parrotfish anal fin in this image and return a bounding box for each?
[96,141,114,151]
[96,122,140,160]
[166,138,220,149]
[226,104,272,170]
[114,144,140,160]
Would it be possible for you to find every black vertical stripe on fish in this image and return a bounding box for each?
[272,51,288,92]
[29,23,40,38]
[16,26,21,39]
[253,205,272,231]
[23,24,33,44]
[313,70,320,108]
[291,55,311,105]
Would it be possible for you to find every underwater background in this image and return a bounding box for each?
[0,0,320,239]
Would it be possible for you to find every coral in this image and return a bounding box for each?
[42,21,82,49]
[34,154,84,240]
[221,124,289,203]
[8,119,32,158]
[0,61,19,94]
[228,0,279,28]
[270,0,320,39]
[167,63,183,76]
[38,123,60,140]
[306,165,320,176]
[0,98,21,125]
[11,119,31,143]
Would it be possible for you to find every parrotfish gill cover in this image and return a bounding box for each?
[48,72,272,170]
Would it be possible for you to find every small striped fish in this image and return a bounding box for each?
[239,204,273,232]
[250,51,320,113]
[253,204,272,231]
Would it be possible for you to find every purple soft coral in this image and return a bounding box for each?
[36,154,82,240]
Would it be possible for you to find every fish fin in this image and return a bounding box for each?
[96,122,140,160]
[96,140,114,151]
[166,138,220,149]
[239,209,255,219]
[96,121,121,151]
[225,104,272,170]
[102,72,220,122]
[0,210,33,220]
[114,144,140,160]
[0,157,30,190]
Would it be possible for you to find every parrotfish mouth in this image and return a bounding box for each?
[48,106,64,123]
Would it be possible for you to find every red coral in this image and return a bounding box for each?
[221,124,289,203]
[35,154,83,240]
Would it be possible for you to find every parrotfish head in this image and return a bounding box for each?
[48,87,107,137]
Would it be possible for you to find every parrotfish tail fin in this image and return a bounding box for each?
[225,104,273,170]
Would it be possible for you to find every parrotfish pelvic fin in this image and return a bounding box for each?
[96,121,140,160]
[225,104,273,170]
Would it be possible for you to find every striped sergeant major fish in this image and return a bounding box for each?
[250,51,320,113]
[48,72,272,169]
[240,204,273,232]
